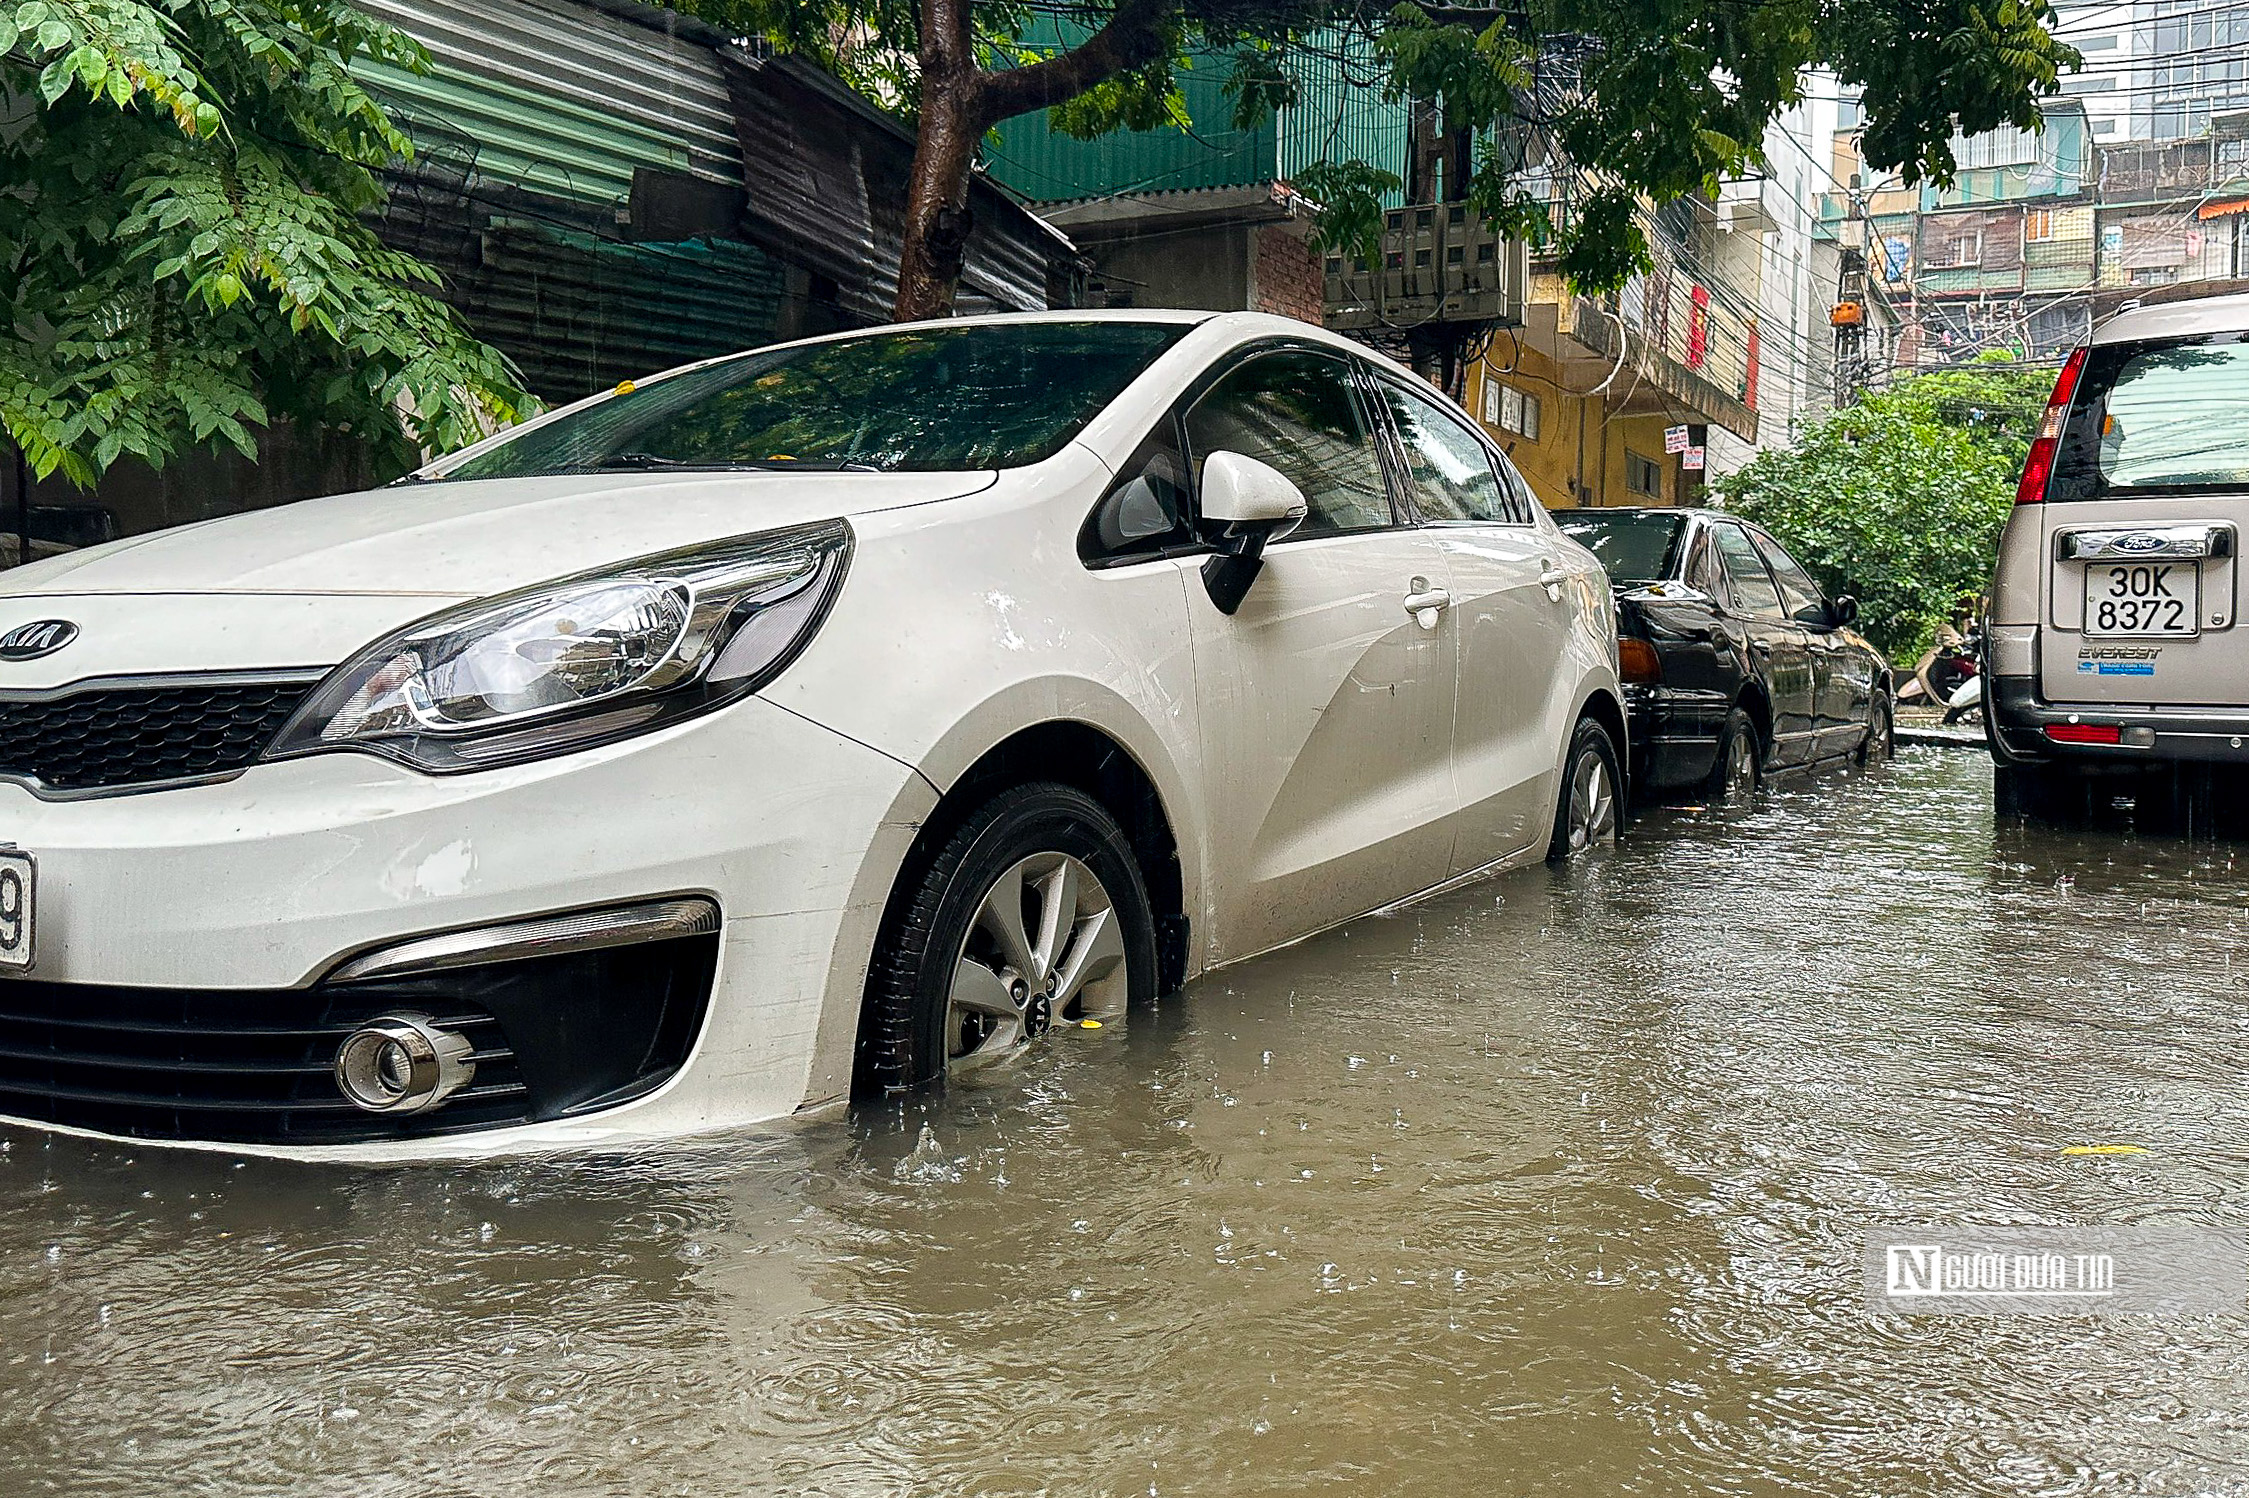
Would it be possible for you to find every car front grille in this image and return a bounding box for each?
[0,934,718,1145]
[0,983,533,1144]
[0,675,320,793]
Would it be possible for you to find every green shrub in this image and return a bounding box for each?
[1715,357,2058,660]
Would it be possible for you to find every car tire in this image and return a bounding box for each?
[1856,692,1894,765]
[1547,716,1624,860]
[859,782,1158,1092]
[1993,761,2092,822]
[1702,707,1762,804]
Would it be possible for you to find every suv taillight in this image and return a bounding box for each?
[2015,345,2089,505]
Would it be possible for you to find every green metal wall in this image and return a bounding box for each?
[1279,37,1408,205]
[986,26,1279,201]
[985,28,1407,207]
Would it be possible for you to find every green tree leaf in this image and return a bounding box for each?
[1,0,532,484]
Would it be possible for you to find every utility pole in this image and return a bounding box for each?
[1830,178,1873,406]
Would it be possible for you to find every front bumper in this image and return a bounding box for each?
[1989,675,2249,767]
[0,696,934,1159]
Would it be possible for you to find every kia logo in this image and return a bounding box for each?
[0,620,79,661]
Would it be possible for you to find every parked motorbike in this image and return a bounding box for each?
[1899,615,1984,725]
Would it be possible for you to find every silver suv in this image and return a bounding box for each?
[1987,292,2249,812]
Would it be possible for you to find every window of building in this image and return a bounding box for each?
[1625,450,1664,498]
[2024,209,2055,244]
[1480,379,1542,441]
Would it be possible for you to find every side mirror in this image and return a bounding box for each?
[1830,594,1859,629]
[1198,450,1309,615]
[1201,450,1308,538]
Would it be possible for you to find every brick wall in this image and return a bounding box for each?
[1252,227,1324,323]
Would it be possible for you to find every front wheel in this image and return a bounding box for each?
[1548,717,1623,860]
[859,783,1157,1092]
[1856,692,1895,764]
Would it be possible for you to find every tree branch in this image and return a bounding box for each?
[974,0,1175,125]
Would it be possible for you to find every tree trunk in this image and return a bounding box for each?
[892,0,1174,320]
[894,74,982,320]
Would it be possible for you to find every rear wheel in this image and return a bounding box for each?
[1993,760,2094,823]
[860,783,1157,1092]
[1702,707,1761,804]
[1547,717,1623,859]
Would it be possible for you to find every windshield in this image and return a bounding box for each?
[2053,333,2249,498]
[1556,511,1686,586]
[437,321,1191,480]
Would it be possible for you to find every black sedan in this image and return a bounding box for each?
[1556,508,1894,800]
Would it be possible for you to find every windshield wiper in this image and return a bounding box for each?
[586,452,884,474]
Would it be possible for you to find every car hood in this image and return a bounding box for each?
[0,471,997,687]
[2,471,996,599]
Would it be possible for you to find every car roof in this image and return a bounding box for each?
[1556,507,1699,522]
[2093,291,2249,346]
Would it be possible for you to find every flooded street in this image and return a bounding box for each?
[9,747,2249,1495]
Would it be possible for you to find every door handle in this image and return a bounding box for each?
[1537,559,1567,600]
[1403,577,1451,628]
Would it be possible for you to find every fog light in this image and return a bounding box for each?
[334,1014,476,1114]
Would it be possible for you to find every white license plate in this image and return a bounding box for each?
[0,849,32,973]
[2083,562,2200,637]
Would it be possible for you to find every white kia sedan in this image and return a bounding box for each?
[0,312,1620,1158]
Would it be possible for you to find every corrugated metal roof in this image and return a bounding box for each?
[356,0,741,206]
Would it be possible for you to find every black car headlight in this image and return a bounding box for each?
[266,521,850,772]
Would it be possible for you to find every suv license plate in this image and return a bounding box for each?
[0,849,32,973]
[2084,562,2200,637]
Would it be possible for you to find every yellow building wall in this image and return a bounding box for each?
[1465,348,1685,508]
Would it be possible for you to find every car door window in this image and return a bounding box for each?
[1493,450,1540,523]
[1710,522,1786,618]
[1377,380,1513,525]
[1080,416,1196,564]
[1685,528,1727,595]
[1184,351,1393,536]
[1748,529,1829,627]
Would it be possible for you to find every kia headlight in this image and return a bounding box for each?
[267,521,850,772]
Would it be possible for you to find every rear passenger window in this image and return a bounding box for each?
[1493,450,1539,523]
[1378,381,1516,524]
[1710,523,1785,618]
[1185,352,1393,536]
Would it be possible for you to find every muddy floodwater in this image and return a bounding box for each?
[9,749,2249,1495]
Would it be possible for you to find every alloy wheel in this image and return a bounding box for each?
[1565,748,1619,853]
[946,852,1127,1074]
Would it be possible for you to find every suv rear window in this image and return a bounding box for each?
[2051,333,2249,499]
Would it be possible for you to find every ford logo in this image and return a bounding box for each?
[2113,533,2166,553]
[0,620,79,661]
